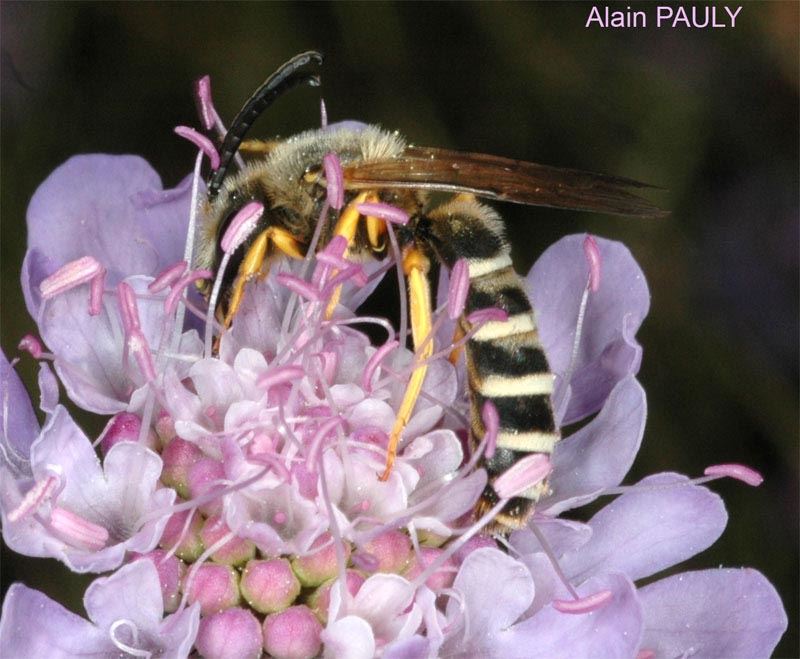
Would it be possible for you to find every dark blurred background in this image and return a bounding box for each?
[1,2,797,654]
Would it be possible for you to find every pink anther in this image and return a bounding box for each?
[552,589,613,614]
[40,256,103,299]
[583,234,601,293]
[323,152,344,210]
[174,125,221,171]
[49,507,109,550]
[194,75,217,131]
[17,335,43,359]
[220,201,264,254]
[466,307,508,325]
[704,463,763,487]
[356,202,409,225]
[493,454,552,500]
[361,339,399,392]
[448,259,470,320]
[149,261,188,294]
[481,400,499,459]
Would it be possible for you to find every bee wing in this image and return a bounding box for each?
[342,146,667,218]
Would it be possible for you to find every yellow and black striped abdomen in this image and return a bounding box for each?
[426,196,559,531]
[465,263,559,530]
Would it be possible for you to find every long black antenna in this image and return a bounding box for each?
[207,50,324,198]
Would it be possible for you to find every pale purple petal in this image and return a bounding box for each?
[0,350,38,477]
[37,361,59,415]
[24,155,192,317]
[492,572,642,659]
[527,234,649,424]
[638,568,787,658]
[83,560,201,658]
[542,376,646,514]
[510,517,592,558]
[321,615,375,659]
[383,635,429,659]
[4,406,173,572]
[0,583,111,657]
[559,473,728,583]
[39,275,201,414]
[443,548,534,654]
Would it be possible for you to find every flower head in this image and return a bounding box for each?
[0,107,787,657]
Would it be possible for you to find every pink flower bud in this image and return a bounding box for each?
[196,607,263,659]
[132,550,185,613]
[308,570,364,624]
[360,529,412,574]
[200,515,256,566]
[161,438,204,498]
[291,533,351,587]
[98,412,154,454]
[159,507,205,562]
[404,546,456,591]
[187,458,226,517]
[262,605,322,659]
[452,535,497,565]
[240,558,301,614]
[185,563,240,616]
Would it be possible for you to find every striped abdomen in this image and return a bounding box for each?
[427,196,559,531]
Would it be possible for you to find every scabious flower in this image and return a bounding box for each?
[0,95,787,657]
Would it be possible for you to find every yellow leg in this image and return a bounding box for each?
[379,248,433,481]
[223,227,305,329]
[448,324,466,365]
[324,191,379,318]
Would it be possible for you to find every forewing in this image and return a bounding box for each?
[342,146,666,218]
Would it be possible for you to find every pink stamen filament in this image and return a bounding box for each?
[49,507,109,550]
[7,474,60,522]
[149,261,188,293]
[257,366,306,392]
[361,339,400,392]
[117,282,142,332]
[583,234,601,293]
[323,152,344,210]
[410,497,509,590]
[553,589,613,614]
[447,259,470,320]
[88,268,107,316]
[164,269,213,315]
[17,334,43,359]
[306,417,343,469]
[174,125,220,171]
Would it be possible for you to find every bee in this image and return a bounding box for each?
[195,51,663,533]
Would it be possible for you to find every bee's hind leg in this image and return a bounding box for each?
[379,246,433,481]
